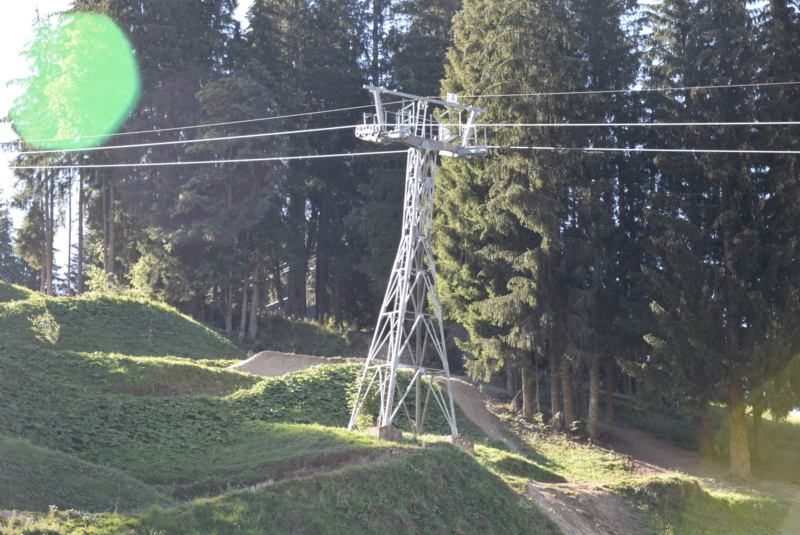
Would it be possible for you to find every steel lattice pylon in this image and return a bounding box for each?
[348,86,487,436]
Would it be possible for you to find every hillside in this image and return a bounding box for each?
[0,281,797,535]
[0,282,242,359]
[0,283,560,533]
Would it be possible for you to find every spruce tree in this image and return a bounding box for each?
[437,0,586,425]
[0,195,26,285]
[246,0,369,322]
[641,0,800,480]
[438,0,638,433]
[70,0,240,300]
[561,0,640,439]
[386,0,461,96]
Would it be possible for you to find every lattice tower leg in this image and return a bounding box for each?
[348,148,459,436]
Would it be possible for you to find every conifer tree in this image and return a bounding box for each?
[566,0,640,440]
[641,0,800,480]
[245,0,370,323]
[386,0,460,96]
[438,0,638,433]
[437,0,586,425]
[71,0,240,299]
[0,194,34,286]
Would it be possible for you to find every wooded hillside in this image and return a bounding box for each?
[2,0,799,481]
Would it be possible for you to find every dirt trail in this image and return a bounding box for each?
[447,378,522,452]
[528,482,644,535]
[229,351,361,377]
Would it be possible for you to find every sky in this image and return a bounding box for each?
[0,0,253,267]
[0,1,73,221]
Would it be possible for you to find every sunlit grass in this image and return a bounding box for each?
[614,476,790,535]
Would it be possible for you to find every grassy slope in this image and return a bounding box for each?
[496,405,797,535]
[613,476,791,535]
[4,448,561,535]
[1,282,560,535]
[0,286,242,359]
[1,281,794,534]
[0,436,173,513]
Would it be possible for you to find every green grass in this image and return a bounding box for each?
[0,447,561,535]
[249,314,360,357]
[613,476,791,535]
[0,435,172,513]
[94,422,388,499]
[0,281,34,303]
[496,415,636,484]
[0,282,243,359]
[473,443,566,492]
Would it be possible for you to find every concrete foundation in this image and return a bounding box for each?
[367,425,403,443]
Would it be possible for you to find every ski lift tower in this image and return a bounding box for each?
[348,86,487,442]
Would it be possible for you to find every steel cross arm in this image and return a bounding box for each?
[363,85,487,113]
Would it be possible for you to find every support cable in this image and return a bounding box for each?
[1,103,379,146]
[480,120,800,127]
[450,80,800,99]
[9,149,408,170]
[7,120,800,158]
[489,145,800,155]
[8,124,359,156]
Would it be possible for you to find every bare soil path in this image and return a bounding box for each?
[229,351,361,377]
[527,482,645,535]
[448,378,522,452]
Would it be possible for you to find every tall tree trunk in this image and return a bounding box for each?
[107,179,116,277]
[752,406,767,464]
[605,358,615,439]
[46,176,55,296]
[238,279,248,344]
[43,197,50,295]
[371,0,381,85]
[271,260,285,313]
[287,267,306,318]
[521,355,534,422]
[102,176,108,272]
[550,352,563,431]
[315,253,328,323]
[534,356,541,415]
[225,280,233,336]
[67,175,73,296]
[588,358,601,441]
[77,175,84,295]
[248,263,260,341]
[698,401,711,456]
[575,364,585,422]
[562,358,575,429]
[506,360,516,400]
[333,254,343,328]
[728,375,752,481]
[286,192,307,318]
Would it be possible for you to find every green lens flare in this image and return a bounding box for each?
[10,13,141,150]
